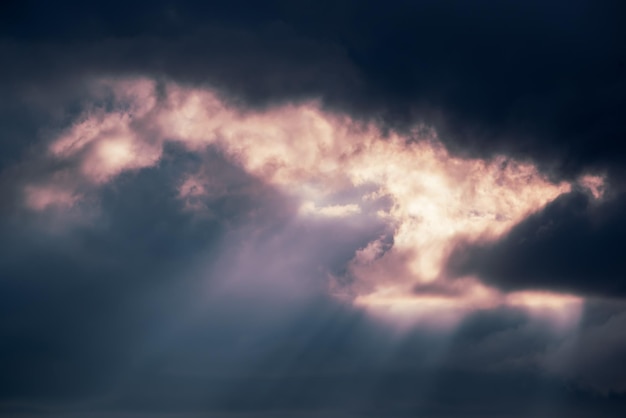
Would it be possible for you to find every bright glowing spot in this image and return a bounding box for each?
[353,278,500,330]
[299,201,362,218]
[506,291,583,330]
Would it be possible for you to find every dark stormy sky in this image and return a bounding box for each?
[1,1,626,417]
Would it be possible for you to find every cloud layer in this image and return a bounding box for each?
[2,2,626,417]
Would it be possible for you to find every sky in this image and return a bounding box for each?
[1,1,626,417]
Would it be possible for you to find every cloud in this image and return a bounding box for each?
[2,1,624,179]
[542,300,626,394]
[7,76,600,332]
[447,190,626,298]
[1,2,626,415]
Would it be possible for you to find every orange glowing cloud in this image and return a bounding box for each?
[22,77,604,329]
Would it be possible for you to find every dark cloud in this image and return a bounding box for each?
[447,190,626,298]
[4,290,626,417]
[550,299,626,393]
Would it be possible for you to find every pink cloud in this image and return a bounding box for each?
[20,77,604,330]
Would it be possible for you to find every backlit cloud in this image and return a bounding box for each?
[21,77,603,329]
